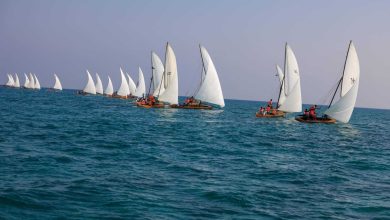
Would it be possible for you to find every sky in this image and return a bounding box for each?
[0,0,389,109]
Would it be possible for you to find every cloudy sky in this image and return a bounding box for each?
[1,0,389,109]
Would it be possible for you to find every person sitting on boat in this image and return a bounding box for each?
[267,99,273,108]
[304,109,309,119]
[259,107,264,115]
[309,105,318,120]
[266,106,271,114]
[272,108,276,115]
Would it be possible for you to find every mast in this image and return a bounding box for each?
[147,51,154,97]
[276,42,287,108]
[156,42,169,98]
[327,40,352,109]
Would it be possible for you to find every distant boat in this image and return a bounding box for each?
[151,52,165,97]
[95,73,103,94]
[5,74,14,87]
[33,74,41,89]
[24,73,30,88]
[53,73,63,90]
[133,67,146,98]
[104,76,114,96]
[14,74,20,88]
[256,43,302,118]
[112,68,130,99]
[171,45,224,109]
[126,72,137,98]
[28,73,35,89]
[296,41,360,123]
[79,70,96,95]
[137,43,178,108]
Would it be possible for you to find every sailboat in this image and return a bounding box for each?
[33,74,41,89]
[133,67,146,98]
[112,68,130,99]
[53,73,63,90]
[126,72,137,98]
[171,45,224,109]
[104,76,114,96]
[137,43,178,108]
[14,74,20,88]
[151,52,165,97]
[24,73,30,88]
[256,43,302,117]
[28,73,35,89]
[296,41,360,124]
[95,73,104,94]
[5,74,14,87]
[78,70,96,95]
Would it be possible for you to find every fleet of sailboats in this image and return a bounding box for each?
[2,41,361,124]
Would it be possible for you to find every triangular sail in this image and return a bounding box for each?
[14,74,20,87]
[276,65,286,106]
[158,43,178,105]
[53,74,63,90]
[117,68,130,97]
[28,73,35,89]
[83,70,96,94]
[277,44,302,113]
[126,73,136,95]
[34,74,41,89]
[24,73,30,88]
[194,45,225,107]
[324,41,360,123]
[95,73,103,94]
[6,74,14,86]
[151,52,165,96]
[134,67,146,97]
[105,76,114,95]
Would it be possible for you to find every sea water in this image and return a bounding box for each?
[0,87,389,219]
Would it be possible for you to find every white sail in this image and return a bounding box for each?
[276,65,286,106]
[117,68,129,97]
[158,43,178,105]
[28,73,35,89]
[24,73,30,88]
[6,74,14,86]
[34,74,41,89]
[126,73,137,95]
[95,73,103,94]
[14,74,20,87]
[325,42,360,123]
[105,76,114,95]
[276,65,284,85]
[134,67,146,97]
[83,70,96,94]
[278,44,302,113]
[194,46,225,107]
[53,73,63,90]
[152,52,165,96]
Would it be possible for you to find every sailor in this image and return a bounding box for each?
[309,105,318,120]
[259,107,264,115]
[266,106,271,114]
[267,99,273,108]
[304,109,309,118]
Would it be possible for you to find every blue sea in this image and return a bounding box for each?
[0,87,389,219]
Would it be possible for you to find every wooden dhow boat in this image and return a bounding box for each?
[78,70,96,95]
[296,41,360,124]
[171,45,225,110]
[256,43,302,118]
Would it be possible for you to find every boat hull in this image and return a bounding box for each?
[170,104,212,110]
[256,110,285,118]
[136,102,165,108]
[295,115,336,124]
